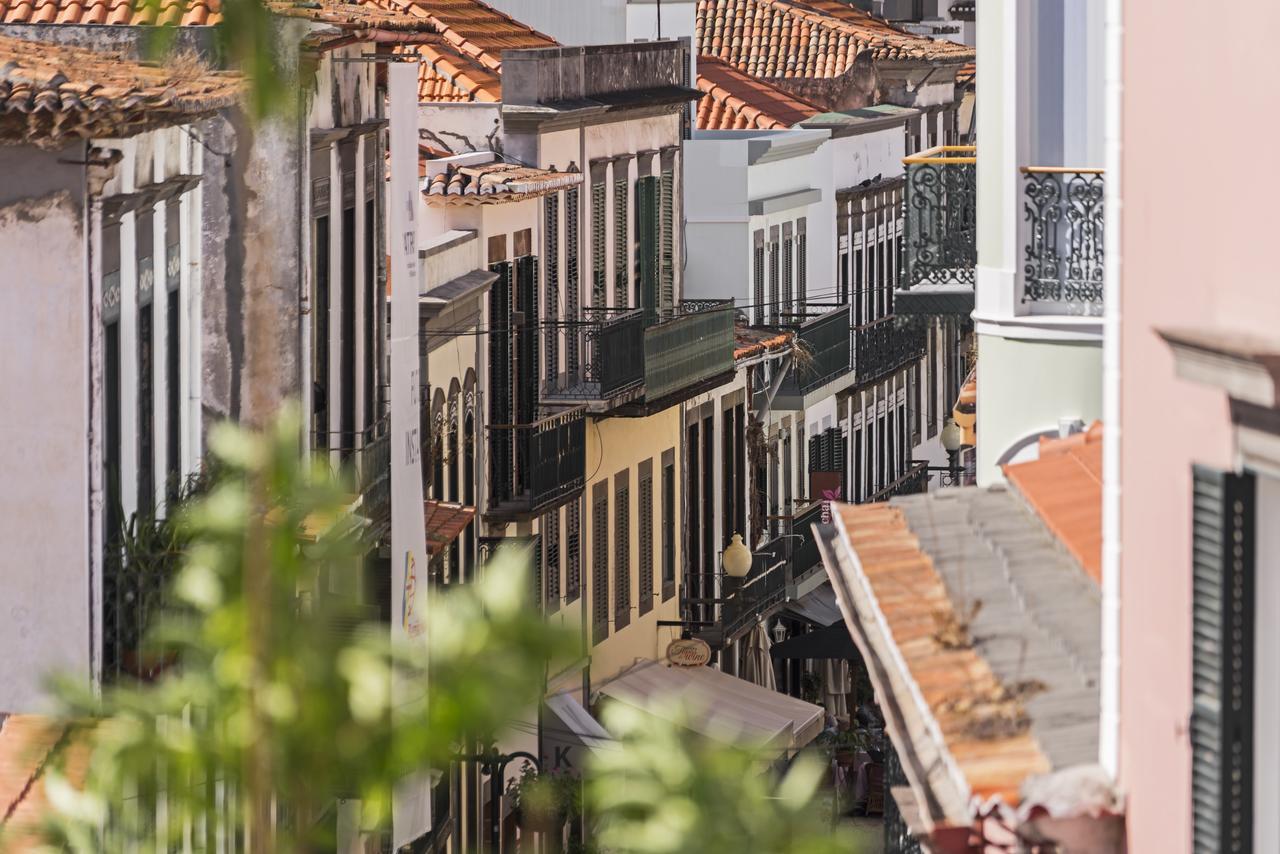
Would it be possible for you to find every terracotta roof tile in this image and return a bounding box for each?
[1003,422,1104,584]
[422,155,582,205]
[424,499,475,554]
[0,33,242,147]
[696,54,819,130]
[363,0,557,101]
[834,502,1053,805]
[2,0,435,30]
[696,0,973,81]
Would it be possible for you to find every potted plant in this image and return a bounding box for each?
[508,766,580,840]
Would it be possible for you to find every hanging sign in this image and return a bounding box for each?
[666,638,712,667]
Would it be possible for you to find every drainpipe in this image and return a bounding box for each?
[1099,0,1123,781]
[298,91,312,450]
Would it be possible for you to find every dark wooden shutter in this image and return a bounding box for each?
[591,179,607,307]
[614,173,629,307]
[544,195,559,384]
[592,487,609,643]
[753,230,765,325]
[1191,466,1256,854]
[614,473,631,630]
[659,169,675,317]
[638,467,654,616]
[566,187,581,375]
[488,261,513,504]
[543,509,560,613]
[566,498,581,603]
[636,176,660,326]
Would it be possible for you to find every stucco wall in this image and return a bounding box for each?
[974,334,1102,484]
[1118,2,1280,848]
[0,144,91,712]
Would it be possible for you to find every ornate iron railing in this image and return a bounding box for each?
[644,300,736,402]
[488,407,586,518]
[866,461,930,503]
[793,307,852,394]
[902,146,977,289]
[1021,167,1105,311]
[542,308,644,401]
[854,317,927,385]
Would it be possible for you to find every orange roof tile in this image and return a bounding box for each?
[0,34,241,146]
[0,715,93,850]
[363,0,557,102]
[695,0,973,81]
[1003,422,1104,584]
[835,502,1053,805]
[424,499,474,554]
[423,157,582,205]
[696,55,820,130]
[2,0,434,29]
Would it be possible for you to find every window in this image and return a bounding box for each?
[591,174,606,307]
[341,197,357,459]
[103,222,122,546]
[722,407,735,545]
[701,416,715,610]
[782,222,793,321]
[752,230,765,325]
[364,143,378,431]
[614,170,629,307]
[686,422,701,615]
[853,426,864,504]
[635,176,660,324]
[661,452,675,601]
[136,207,155,515]
[566,497,581,603]
[544,194,560,383]
[488,262,513,504]
[1191,467,1256,853]
[592,485,609,643]
[514,255,538,427]
[566,187,580,375]
[797,217,808,310]
[659,166,675,316]
[542,509,560,613]
[638,462,654,616]
[165,199,181,502]
[614,472,631,631]
[311,168,331,451]
[768,226,780,322]
[463,411,475,581]
[928,322,938,437]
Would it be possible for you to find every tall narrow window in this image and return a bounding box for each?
[462,410,475,581]
[341,197,357,459]
[542,509,560,613]
[544,193,560,384]
[638,462,654,616]
[165,200,181,502]
[768,226,780,323]
[686,422,701,616]
[614,169,629,307]
[1191,467,1256,854]
[614,471,631,631]
[701,416,715,606]
[364,141,378,432]
[591,167,606,308]
[752,230,765,325]
[659,160,676,317]
[781,222,794,322]
[732,405,746,537]
[796,217,808,310]
[635,176,660,325]
[103,222,123,547]
[837,209,850,305]
[566,497,581,603]
[722,407,736,544]
[592,485,609,643]
[566,186,581,376]
[661,452,675,601]
[488,261,513,504]
[136,207,155,515]
[311,169,331,450]
[853,425,864,504]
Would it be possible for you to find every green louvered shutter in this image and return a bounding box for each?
[636,176,660,326]
[488,261,513,503]
[614,175,629,308]
[1191,466,1256,854]
[660,169,675,318]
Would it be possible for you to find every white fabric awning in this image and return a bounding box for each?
[594,660,824,752]
[545,691,615,757]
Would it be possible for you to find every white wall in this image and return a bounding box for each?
[1256,473,1280,854]
[483,0,626,45]
[626,0,696,43]
[0,144,91,712]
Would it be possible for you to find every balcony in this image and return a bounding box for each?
[487,406,586,521]
[792,307,853,395]
[1021,167,1105,314]
[897,146,977,315]
[854,317,927,386]
[866,461,930,503]
[542,301,735,414]
[719,501,827,644]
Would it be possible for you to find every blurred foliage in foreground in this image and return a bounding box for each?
[13,409,853,854]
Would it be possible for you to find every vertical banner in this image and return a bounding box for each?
[388,61,433,848]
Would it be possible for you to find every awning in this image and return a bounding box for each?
[783,580,843,627]
[424,500,475,555]
[770,621,861,661]
[543,692,615,774]
[594,660,823,753]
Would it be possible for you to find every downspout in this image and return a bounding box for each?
[298,85,313,451]
[1099,0,1123,781]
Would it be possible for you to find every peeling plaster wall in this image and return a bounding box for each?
[0,144,91,712]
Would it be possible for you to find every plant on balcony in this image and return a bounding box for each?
[508,764,581,837]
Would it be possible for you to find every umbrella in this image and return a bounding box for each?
[740,621,777,691]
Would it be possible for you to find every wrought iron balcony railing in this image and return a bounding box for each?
[854,317,927,386]
[866,461,930,503]
[719,500,827,643]
[793,307,853,394]
[901,146,977,289]
[542,308,645,401]
[645,300,736,403]
[487,406,586,520]
[1021,167,1105,312]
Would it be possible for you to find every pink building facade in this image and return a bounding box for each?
[1117,1,1280,851]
